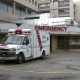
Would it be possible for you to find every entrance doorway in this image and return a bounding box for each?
[58,36,80,50]
[58,36,69,50]
[69,37,80,49]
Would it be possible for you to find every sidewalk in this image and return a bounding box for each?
[50,50,80,54]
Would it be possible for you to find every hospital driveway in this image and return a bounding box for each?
[0,51,80,80]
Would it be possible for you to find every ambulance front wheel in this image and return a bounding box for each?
[41,50,45,59]
[17,53,24,64]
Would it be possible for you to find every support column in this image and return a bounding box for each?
[52,0,53,14]
[13,1,15,14]
[50,0,53,14]
[51,36,58,51]
[25,8,28,15]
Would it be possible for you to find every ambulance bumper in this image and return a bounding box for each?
[0,56,17,60]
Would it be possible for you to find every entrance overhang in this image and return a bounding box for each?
[50,31,80,36]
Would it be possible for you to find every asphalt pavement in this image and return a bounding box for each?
[0,51,80,80]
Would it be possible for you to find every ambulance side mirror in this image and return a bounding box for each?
[26,39,29,45]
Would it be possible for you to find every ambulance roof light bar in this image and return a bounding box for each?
[8,29,16,35]
[22,29,31,35]
[8,29,32,35]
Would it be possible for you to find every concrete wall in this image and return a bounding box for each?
[0,10,19,22]
[53,2,58,16]
[50,1,58,15]
[53,2,58,9]
[70,0,74,19]
[14,0,38,11]
[74,1,80,23]
[53,10,58,16]
[51,35,58,51]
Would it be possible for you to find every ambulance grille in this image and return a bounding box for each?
[0,49,9,56]
[0,49,9,51]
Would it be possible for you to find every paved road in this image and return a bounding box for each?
[0,51,80,80]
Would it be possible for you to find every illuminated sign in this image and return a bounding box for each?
[35,26,67,31]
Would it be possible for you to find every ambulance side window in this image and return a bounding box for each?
[22,36,29,45]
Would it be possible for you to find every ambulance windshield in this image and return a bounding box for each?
[0,35,23,45]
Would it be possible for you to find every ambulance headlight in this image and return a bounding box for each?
[9,48,16,51]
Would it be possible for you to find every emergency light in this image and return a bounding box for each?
[8,29,31,35]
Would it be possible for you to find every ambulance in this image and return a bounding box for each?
[0,25,50,63]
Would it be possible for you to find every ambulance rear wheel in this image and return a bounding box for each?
[41,51,45,59]
[17,54,24,64]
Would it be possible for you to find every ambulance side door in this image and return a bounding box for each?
[22,36,31,58]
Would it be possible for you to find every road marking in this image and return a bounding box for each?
[35,71,65,73]
[34,71,80,74]
[25,71,34,72]
[32,67,60,71]
[0,65,80,74]
[0,66,21,71]
[0,66,61,72]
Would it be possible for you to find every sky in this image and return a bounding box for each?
[73,0,80,2]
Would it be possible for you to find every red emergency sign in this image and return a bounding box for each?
[35,26,67,31]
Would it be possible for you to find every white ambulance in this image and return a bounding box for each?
[0,26,50,63]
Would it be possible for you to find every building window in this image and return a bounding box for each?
[38,3,50,9]
[0,1,7,12]
[59,10,63,13]
[15,7,25,16]
[39,4,46,8]
[35,1,37,6]
[63,1,69,5]
[8,4,13,13]
[63,9,69,13]
[15,7,21,16]
[59,2,63,6]
[39,11,50,13]
[21,9,25,16]
[59,1,69,6]
[46,3,50,7]
[32,0,34,4]
[0,1,13,13]
[59,9,69,14]
[29,0,31,3]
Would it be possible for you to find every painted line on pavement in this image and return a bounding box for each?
[0,66,80,74]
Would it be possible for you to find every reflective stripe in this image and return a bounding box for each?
[36,30,42,51]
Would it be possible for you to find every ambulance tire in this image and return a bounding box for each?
[17,53,24,64]
[41,50,45,59]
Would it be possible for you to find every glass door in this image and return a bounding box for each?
[58,36,69,50]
